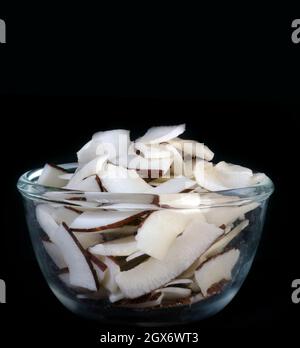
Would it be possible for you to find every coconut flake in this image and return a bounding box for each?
[42,241,67,269]
[195,249,240,296]
[89,236,138,256]
[169,138,214,161]
[135,124,186,144]
[65,175,101,192]
[153,176,196,194]
[37,163,69,188]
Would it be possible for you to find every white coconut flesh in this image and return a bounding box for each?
[37,164,69,188]
[89,236,138,256]
[116,220,223,299]
[194,248,240,296]
[136,124,186,144]
[136,209,206,260]
[36,124,271,304]
[70,210,146,232]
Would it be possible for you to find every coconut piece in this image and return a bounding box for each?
[136,209,205,260]
[214,161,253,188]
[65,155,108,189]
[77,139,102,164]
[98,203,159,211]
[194,160,228,191]
[135,124,186,144]
[116,220,223,299]
[65,175,101,192]
[155,287,191,300]
[36,204,60,239]
[99,164,155,193]
[136,209,206,260]
[165,278,193,287]
[50,223,99,291]
[169,138,214,161]
[204,202,259,227]
[70,210,147,232]
[42,241,67,269]
[125,250,146,262]
[109,291,125,303]
[134,143,171,159]
[37,163,69,188]
[99,256,121,293]
[58,272,72,287]
[191,293,204,303]
[195,249,240,296]
[53,206,80,225]
[153,176,196,194]
[73,232,103,249]
[89,236,138,256]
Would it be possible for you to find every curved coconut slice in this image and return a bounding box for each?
[99,164,155,193]
[136,209,206,260]
[204,202,259,227]
[155,287,191,300]
[165,278,193,287]
[169,138,214,161]
[99,256,121,293]
[194,160,228,191]
[77,139,103,164]
[52,223,99,291]
[136,124,186,144]
[153,176,196,194]
[42,241,67,269]
[70,210,146,232]
[65,175,101,192]
[65,155,108,189]
[109,291,125,303]
[74,231,103,249]
[38,163,69,188]
[89,236,138,256]
[135,143,171,159]
[195,249,240,296]
[214,161,253,188]
[116,220,223,299]
[36,204,59,239]
[53,206,80,225]
[125,250,145,262]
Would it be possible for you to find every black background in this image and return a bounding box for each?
[0,1,300,345]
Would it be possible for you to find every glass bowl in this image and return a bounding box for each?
[17,163,274,325]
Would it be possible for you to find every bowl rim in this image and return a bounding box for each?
[17,163,275,208]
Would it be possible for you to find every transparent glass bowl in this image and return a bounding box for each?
[17,163,274,325]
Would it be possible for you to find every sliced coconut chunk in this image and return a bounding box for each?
[100,256,121,293]
[135,143,171,159]
[155,287,191,300]
[51,223,98,291]
[204,202,259,227]
[53,206,80,225]
[165,278,193,287]
[195,249,240,296]
[136,209,205,260]
[36,204,59,239]
[65,155,108,189]
[89,236,138,256]
[126,250,146,262]
[214,161,253,188]
[153,176,196,194]
[116,220,223,299]
[74,232,103,249]
[135,124,186,144]
[70,210,146,232]
[77,139,103,164]
[169,138,214,161]
[37,163,69,188]
[99,164,155,193]
[194,160,228,191]
[42,241,67,269]
[65,175,101,192]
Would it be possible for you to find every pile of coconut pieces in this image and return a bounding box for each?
[36,124,266,308]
